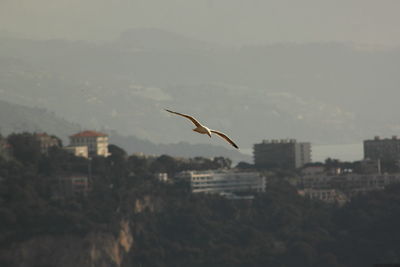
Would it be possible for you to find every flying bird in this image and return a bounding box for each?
[165,109,239,149]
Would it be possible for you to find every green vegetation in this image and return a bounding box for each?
[1,132,400,267]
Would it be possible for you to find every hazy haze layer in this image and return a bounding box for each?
[1,0,400,46]
[1,1,400,162]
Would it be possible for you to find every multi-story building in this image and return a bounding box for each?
[63,145,89,158]
[297,171,400,203]
[359,159,381,174]
[364,136,400,161]
[35,133,60,154]
[55,175,90,198]
[155,172,169,182]
[298,188,348,205]
[299,172,400,192]
[69,130,109,157]
[299,174,332,189]
[301,166,325,176]
[253,139,311,169]
[176,170,266,194]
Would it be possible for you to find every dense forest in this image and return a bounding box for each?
[1,133,400,267]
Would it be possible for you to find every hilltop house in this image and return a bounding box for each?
[66,130,109,158]
[35,133,60,154]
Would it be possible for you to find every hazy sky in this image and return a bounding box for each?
[1,0,400,45]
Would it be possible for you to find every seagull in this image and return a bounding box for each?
[165,109,239,149]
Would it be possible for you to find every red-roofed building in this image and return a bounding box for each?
[69,130,109,157]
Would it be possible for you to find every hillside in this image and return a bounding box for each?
[1,139,400,267]
[109,132,251,163]
[0,99,80,142]
[0,100,250,162]
[0,32,399,148]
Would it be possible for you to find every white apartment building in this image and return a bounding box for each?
[69,130,109,157]
[299,173,400,190]
[176,170,266,194]
[298,188,348,205]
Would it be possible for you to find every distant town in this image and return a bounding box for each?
[1,130,399,205]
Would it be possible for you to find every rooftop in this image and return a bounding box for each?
[35,132,50,137]
[70,130,108,138]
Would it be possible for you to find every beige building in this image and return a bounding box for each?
[35,133,60,154]
[63,146,89,158]
[69,130,109,157]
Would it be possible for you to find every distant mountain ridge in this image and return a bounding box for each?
[118,28,217,52]
[0,99,80,142]
[0,29,399,149]
[109,132,251,163]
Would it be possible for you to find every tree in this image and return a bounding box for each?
[315,253,342,267]
[108,144,127,159]
[127,155,151,177]
[235,161,253,169]
[286,241,316,267]
[212,157,232,169]
[150,155,179,175]
[7,133,41,165]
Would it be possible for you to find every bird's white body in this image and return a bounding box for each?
[165,109,239,149]
[193,125,212,137]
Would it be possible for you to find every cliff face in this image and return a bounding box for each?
[2,220,134,267]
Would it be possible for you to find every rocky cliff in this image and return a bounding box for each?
[1,219,134,267]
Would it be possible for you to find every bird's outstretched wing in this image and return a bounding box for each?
[210,130,239,149]
[165,109,202,127]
